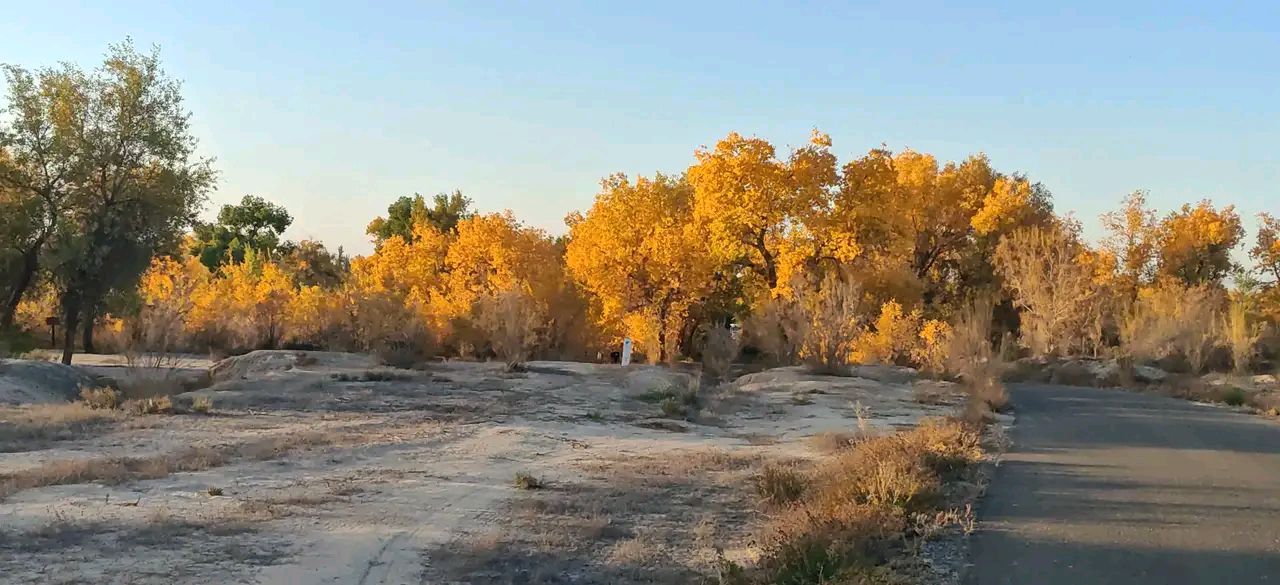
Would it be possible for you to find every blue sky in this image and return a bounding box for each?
[3,1,1278,256]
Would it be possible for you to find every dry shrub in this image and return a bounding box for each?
[945,297,1009,414]
[796,271,866,374]
[755,463,807,507]
[1122,279,1224,374]
[748,270,869,373]
[753,419,982,584]
[814,435,939,511]
[747,293,806,366]
[808,431,858,454]
[126,395,173,415]
[513,471,544,490]
[994,223,1105,358]
[191,396,213,414]
[475,287,542,370]
[700,322,739,381]
[0,403,124,451]
[79,386,121,410]
[1221,296,1263,374]
[352,292,433,368]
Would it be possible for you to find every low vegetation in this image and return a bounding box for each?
[0,402,125,452]
[726,418,986,584]
[0,430,343,500]
[512,471,544,490]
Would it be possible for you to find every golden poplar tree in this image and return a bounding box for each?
[565,173,714,362]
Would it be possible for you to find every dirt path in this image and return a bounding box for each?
[966,384,1280,584]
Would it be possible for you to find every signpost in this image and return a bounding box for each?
[620,337,633,366]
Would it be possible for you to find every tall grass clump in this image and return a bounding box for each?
[945,297,1007,420]
[746,418,984,584]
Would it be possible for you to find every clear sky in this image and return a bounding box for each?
[3,1,1277,256]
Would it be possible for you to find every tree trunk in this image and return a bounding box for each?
[1,246,41,330]
[82,304,97,354]
[60,294,80,365]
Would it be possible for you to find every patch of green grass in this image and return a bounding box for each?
[1220,386,1247,407]
[639,383,699,420]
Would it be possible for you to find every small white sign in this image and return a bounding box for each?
[620,338,633,366]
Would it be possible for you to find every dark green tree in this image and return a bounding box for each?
[191,194,292,270]
[366,190,473,245]
[44,41,215,363]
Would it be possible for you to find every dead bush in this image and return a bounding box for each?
[191,396,214,414]
[945,297,1009,414]
[751,419,982,584]
[797,271,867,374]
[0,403,124,452]
[126,395,173,415]
[475,287,542,371]
[994,223,1105,357]
[79,386,121,410]
[808,432,858,454]
[700,322,739,382]
[513,471,544,490]
[1121,279,1224,374]
[754,463,807,507]
[1221,297,1263,374]
[746,295,806,366]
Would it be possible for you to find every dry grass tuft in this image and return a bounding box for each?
[747,418,984,584]
[513,471,544,490]
[807,431,858,454]
[79,386,121,410]
[191,395,214,414]
[0,430,346,500]
[0,403,125,452]
[945,298,1009,418]
[754,464,808,507]
[126,395,173,415]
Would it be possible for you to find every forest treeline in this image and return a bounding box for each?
[3,43,1278,374]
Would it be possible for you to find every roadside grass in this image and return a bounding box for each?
[727,417,986,585]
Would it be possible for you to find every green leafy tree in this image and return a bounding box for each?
[366,190,473,245]
[0,64,80,329]
[43,41,215,363]
[191,194,292,270]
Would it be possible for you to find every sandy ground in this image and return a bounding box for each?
[0,352,964,584]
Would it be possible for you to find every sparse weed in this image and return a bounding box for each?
[127,395,173,415]
[755,464,807,507]
[191,396,214,414]
[79,386,121,410]
[513,472,544,490]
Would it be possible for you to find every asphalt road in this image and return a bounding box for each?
[966,383,1280,584]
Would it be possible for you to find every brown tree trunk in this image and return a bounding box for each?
[1,246,41,330]
[60,294,80,365]
[81,304,97,354]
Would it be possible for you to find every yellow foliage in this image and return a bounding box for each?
[566,174,713,362]
[851,301,923,365]
[971,176,1038,236]
[1156,200,1243,285]
[687,131,835,295]
[914,319,953,374]
[189,254,296,349]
